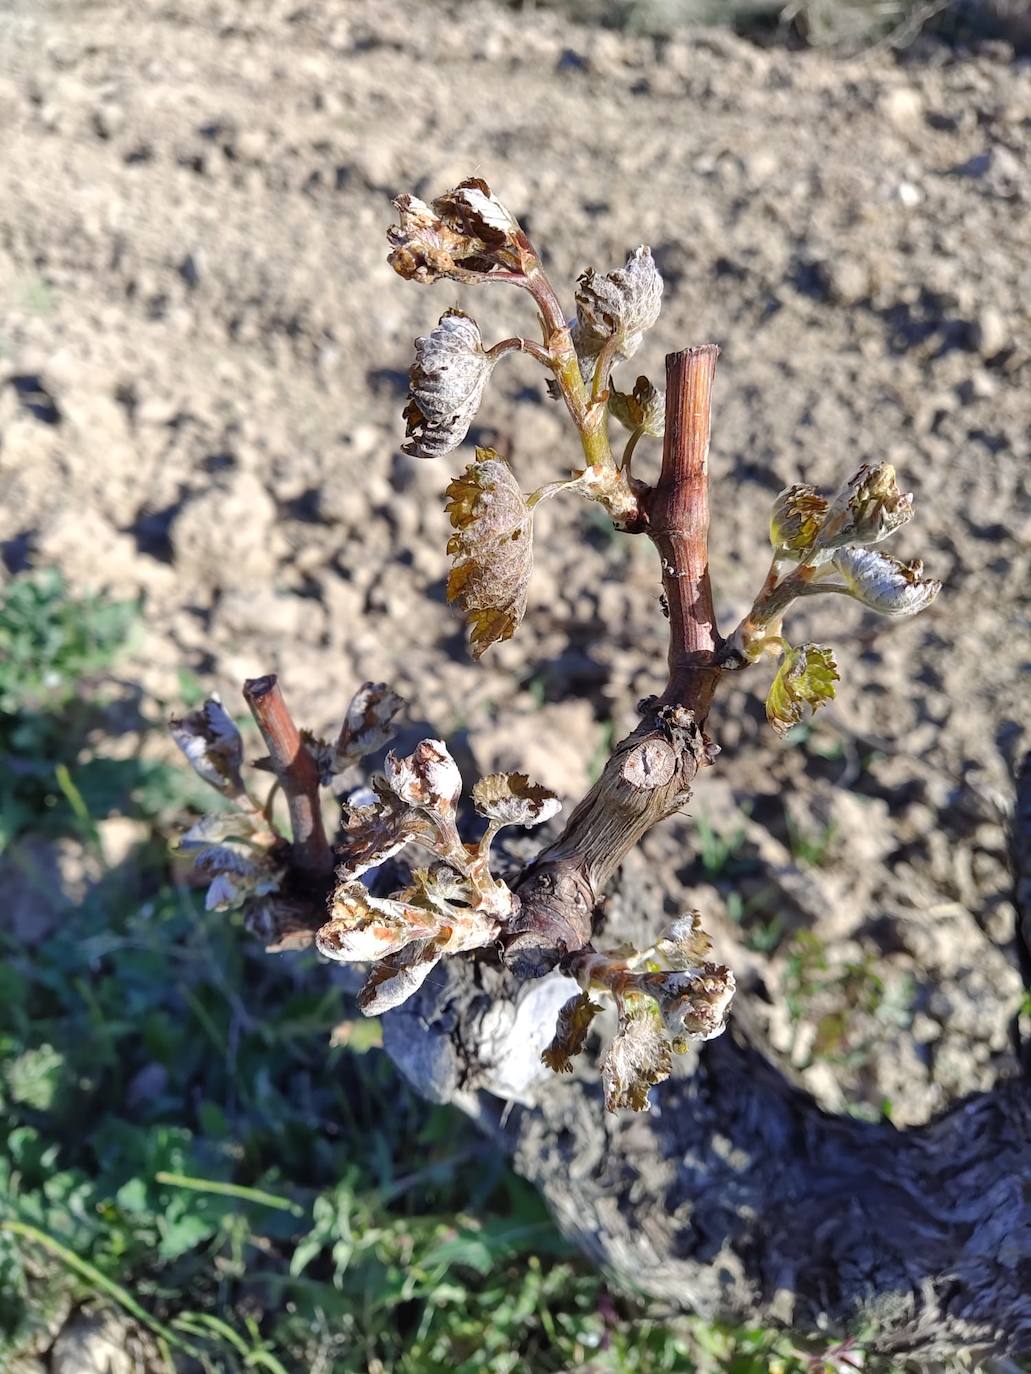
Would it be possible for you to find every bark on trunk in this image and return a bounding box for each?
[379,750,1031,1362]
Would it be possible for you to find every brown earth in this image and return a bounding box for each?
[1,0,1029,1125]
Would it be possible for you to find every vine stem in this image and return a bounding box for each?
[507,346,725,974]
[243,675,333,877]
[647,345,723,702]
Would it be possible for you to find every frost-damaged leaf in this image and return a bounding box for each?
[541,991,602,1074]
[408,862,470,915]
[830,547,942,619]
[770,483,829,558]
[471,773,561,828]
[403,311,497,460]
[602,1005,673,1112]
[815,463,913,552]
[316,884,442,963]
[386,738,463,814]
[641,964,736,1046]
[445,450,533,658]
[334,682,405,771]
[170,696,244,795]
[358,939,443,1016]
[573,246,663,366]
[178,809,265,850]
[339,779,434,880]
[608,375,665,438]
[766,643,839,736]
[387,178,534,284]
[655,911,713,970]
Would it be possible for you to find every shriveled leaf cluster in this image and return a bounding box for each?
[541,912,735,1112]
[318,738,561,1015]
[172,682,409,944]
[387,178,533,285]
[734,461,941,733]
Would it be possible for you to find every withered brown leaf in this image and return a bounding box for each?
[601,1004,673,1112]
[541,991,602,1074]
[471,772,561,828]
[445,449,533,658]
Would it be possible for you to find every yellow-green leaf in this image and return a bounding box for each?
[769,484,829,558]
[766,643,839,736]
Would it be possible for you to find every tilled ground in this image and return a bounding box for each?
[1,0,1029,1123]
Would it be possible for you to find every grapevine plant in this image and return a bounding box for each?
[171,179,940,1114]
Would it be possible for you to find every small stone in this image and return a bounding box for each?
[878,86,923,131]
[969,307,1008,358]
[824,258,869,306]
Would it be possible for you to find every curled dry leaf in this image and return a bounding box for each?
[573,245,663,366]
[387,178,533,284]
[445,450,533,658]
[358,940,443,1016]
[608,375,665,438]
[655,911,713,970]
[169,697,244,795]
[641,964,736,1046]
[403,311,497,460]
[339,779,430,879]
[815,463,914,552]
[317,883,441,963]
[541,991,603,1074]
[602,1005,673,1113]
[334,682,405,772]
[766,642,839,736]
[770,483,830,558]
[830,547,942,619]
[386,738,463,813]
[471,772,561,828]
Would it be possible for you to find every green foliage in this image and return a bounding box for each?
[0,568,138,714]
[0,572,205,850]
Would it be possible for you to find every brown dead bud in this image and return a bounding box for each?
[387,178,535,285]
[639,963,736,1045]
